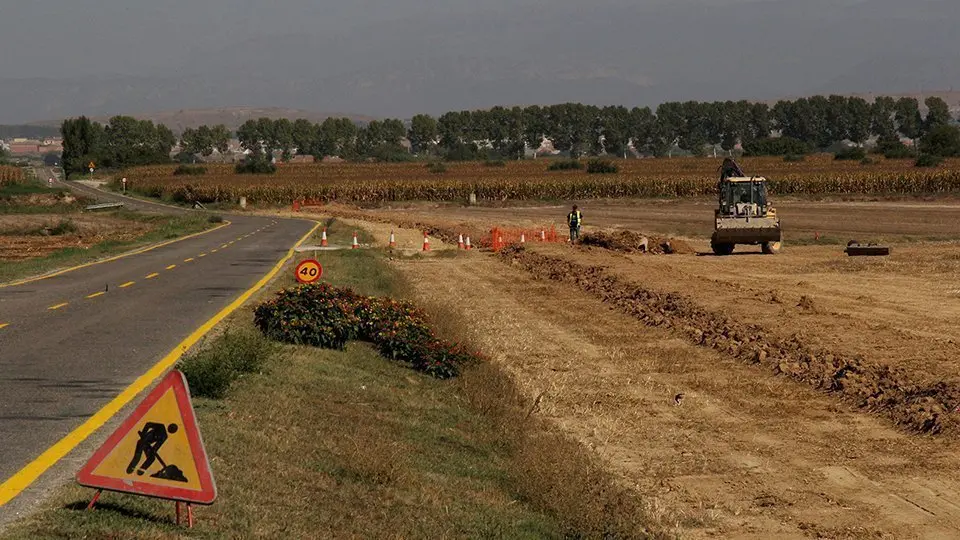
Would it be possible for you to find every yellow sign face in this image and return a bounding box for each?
[76,370,217,504]
[88,161,95,169]
[91,388,203,490]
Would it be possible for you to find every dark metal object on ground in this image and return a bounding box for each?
[844,240,890,256]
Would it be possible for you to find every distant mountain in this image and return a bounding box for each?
[1,0,958,123]
[25,107,376,133]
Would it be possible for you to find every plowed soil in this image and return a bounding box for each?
[334,204,960,538]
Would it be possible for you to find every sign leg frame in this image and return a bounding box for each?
[175,501,194,528]
[86,489,103,510]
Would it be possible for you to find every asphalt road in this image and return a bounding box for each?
[0,174,315,509]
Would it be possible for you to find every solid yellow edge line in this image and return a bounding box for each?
[0,221,232,289]
[0,220,320,507]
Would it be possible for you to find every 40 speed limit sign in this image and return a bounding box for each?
[295,259,323,284]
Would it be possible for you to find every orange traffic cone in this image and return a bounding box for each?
[321,228,328,247]
[422,232,431,251]
[352,232,359,249]
[389,231,396,248]
[458,234,465,249]
[465,236,472,250]
[520,233,526,244]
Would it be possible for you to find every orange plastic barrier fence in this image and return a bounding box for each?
[292,199,325,212]
[488,226,562,251]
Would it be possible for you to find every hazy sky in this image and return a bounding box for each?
[0,0,957,122]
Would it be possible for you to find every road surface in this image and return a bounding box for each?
[0,174,315,515]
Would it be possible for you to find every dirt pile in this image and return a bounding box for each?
[498,245,958,435]
[579,230,694,255]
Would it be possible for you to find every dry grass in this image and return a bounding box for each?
[421,299,666,539]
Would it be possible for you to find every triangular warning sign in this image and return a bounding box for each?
[76,370,217,504]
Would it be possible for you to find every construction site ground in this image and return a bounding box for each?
[299,197,960,539]
[374,196,960,244]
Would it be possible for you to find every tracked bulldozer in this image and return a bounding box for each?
[711,158,782,255]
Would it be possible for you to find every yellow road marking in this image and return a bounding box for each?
[184,258,194,262]
[220,244,228,248]
[166,265,176,270]
[0,221,231,289]
[211,249,218,253]
[0,220,320,506]
[198,253,207,258]
[119,281,135,288]
[86,292,105,299]
[0,323,9,330]
[48,303,68,311]
[145,273,159,279]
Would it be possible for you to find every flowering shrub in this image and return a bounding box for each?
[254,283,473,378]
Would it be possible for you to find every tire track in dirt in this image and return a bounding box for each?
[498,245,959,436]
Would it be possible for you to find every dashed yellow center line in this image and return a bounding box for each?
[145,273,159,280]
[48,303,68,311]
[220,244,228,249]
[198,253,207,258]
[166,264,177,270]
[119,281,135,288]
[211,249,218,253]
[184,258,194,262]
[0,323,9,330]
[86,292,105,299]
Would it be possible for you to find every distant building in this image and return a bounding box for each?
[8,140,42,155]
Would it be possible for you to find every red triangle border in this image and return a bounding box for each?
[76,370,217,504]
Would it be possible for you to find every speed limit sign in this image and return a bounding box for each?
[295,259,323,284]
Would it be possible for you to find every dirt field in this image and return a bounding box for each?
[313,200,960,538]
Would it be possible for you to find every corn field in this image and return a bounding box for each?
[120,155,960,205]
[0,166,24,186]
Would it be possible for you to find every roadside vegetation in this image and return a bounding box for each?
[0,219,666,539]
[0,170,221,284]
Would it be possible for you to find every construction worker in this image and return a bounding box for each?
[567,205,583,243]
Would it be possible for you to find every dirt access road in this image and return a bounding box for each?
[327,205,960,538]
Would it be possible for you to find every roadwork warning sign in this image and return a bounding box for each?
[76,370,217,504]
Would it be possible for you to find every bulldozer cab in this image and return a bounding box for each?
[719,178,768,218]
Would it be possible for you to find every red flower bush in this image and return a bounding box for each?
[254,283,474,378]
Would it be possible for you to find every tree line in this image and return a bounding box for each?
[60,96,960,177]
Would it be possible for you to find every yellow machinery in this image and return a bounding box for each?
[711,159,782,255]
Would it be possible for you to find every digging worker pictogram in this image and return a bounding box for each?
[567,205,583,243]
[126,422,188,482]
